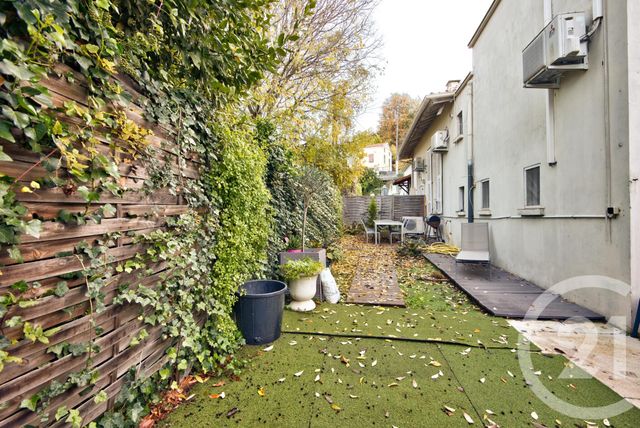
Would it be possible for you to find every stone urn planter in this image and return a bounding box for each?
[288,275,319,312]
[279,248,326,301]
[281,257,323,312]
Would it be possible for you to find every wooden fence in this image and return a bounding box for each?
[0,65,191,426]
[342,195,425,225]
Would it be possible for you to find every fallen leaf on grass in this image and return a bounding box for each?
[209,392,226,399]
[387,382,399,387]
[531,411,538,420]
[463,412,475,424]
[479,377,485,383]
[603,419,610,427]
[257,387,265,397]
[278,377,286,383]
[331,404,341,412]
[212,381,225,387]
[371,359,377,367]
[324,395,333,404]
[226,407,239,418]
[262,345,274,352]
[294,370,304,377]
[429,360,442,367]
[443,406,456,416]
[314,374,321,382]
[412,379,418,388]
[349,394,359,399]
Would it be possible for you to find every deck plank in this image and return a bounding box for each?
[424,253,605,321]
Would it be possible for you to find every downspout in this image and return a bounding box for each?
[467,81,474,223]
[544,0,557,165]
[601,0,613,242]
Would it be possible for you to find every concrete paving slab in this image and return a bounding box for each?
[510,319,640,409]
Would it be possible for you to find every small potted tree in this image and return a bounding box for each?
[282,257,323,312]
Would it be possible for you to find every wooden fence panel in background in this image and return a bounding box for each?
[342,195,425,225]
[0,67,192,426]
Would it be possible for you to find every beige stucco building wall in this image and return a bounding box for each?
[409,0,636,328]
[362,144,392,173]
[468,0,631,326]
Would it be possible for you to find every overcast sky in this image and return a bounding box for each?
[355,0,493,132]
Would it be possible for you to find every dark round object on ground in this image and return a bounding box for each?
[233,280,287,345]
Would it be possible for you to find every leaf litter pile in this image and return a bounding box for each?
[160,237,640,427]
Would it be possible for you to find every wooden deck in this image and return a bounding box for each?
[425,253,605,321]
[346,255,405,307]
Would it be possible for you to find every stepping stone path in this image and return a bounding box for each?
[346,254,405,306]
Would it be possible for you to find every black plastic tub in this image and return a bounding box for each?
[233,280,287,345]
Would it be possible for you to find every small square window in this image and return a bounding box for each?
[458,186,465,212]
[457,111,463,136]
[525,166,540,206]
[481,180,490,209]
[368,153,374,163]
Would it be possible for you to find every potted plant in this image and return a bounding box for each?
[285,235,302,253]
[281,257,323,312]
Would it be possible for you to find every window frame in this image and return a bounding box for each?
[458,185,465,213]
[481,179,490,209]
[524,164,541,207]
[457,111,464,137]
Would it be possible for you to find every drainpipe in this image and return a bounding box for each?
[601,0,613,242]
[544,0,557,166]
[467,81,474,223]
[629,0,640,334]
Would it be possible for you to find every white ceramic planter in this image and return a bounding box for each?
[288,275,318,312]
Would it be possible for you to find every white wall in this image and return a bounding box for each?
[452,0,632,326]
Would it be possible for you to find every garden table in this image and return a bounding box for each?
[373,219,404,244]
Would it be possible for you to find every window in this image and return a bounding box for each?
[481,180,490,209]
[525,166,540,206]
[458,186,465,212]
[368,153,374,163]
[431,153,442,214]
[457,111,464,137]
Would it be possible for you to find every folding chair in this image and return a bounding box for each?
[360,218,375,243]
[455,223,491,278]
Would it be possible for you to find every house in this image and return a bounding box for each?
[362,143,393,175]
[398,0,640,329]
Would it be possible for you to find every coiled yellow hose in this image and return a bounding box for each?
[423,242,460,255]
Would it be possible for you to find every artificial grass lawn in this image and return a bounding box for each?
[162,254,639,427]
[162,334,478,427]
[440,346,640,427]
[282,302,521,349]
[162,304,640,427]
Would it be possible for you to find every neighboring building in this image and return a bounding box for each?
[362,143,393,174]
[398,0,639,329]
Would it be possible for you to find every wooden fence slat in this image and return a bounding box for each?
[0,66,194,426]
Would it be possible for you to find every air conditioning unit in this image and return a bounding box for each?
[413,157,425,172]
[431,130,448,152]
[523,12,588,88]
